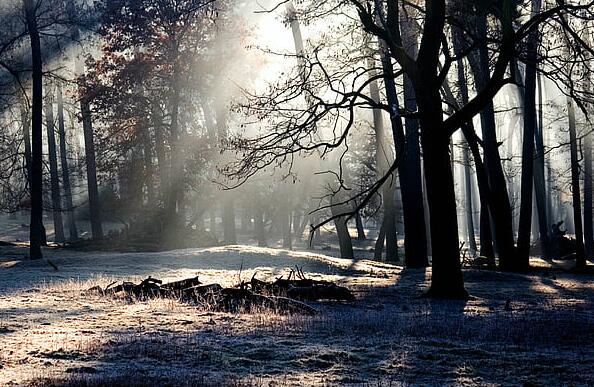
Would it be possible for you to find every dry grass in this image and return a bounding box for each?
[1,247,593,386]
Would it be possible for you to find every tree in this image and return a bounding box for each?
[44,86,65,243]
[24,0,44,259]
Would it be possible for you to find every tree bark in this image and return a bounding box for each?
[567,98,586,269]
[57,85,78,241]
[21,102,32,187]
[25,0,44,259]
[45,88,65,244]
[330,193,354,259]
[355,211,366,240]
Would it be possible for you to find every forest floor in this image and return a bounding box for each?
[0,243,593,386]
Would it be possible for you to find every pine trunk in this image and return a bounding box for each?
[45,89,65,244]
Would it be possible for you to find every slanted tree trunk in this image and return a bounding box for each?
[57,85,78,241]
[374,219,386,261]
[25,0,44,259]
[468,13,516,270]
[567,98,586,269]
[45,88,65,244]
[452,26,491,259]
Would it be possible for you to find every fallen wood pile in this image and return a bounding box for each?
[87,268,354,315]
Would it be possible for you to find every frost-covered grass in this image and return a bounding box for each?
[1,245,593,386]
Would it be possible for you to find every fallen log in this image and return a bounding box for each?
[87,269,354,315]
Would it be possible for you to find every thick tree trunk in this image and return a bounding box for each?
[355,211,366,240]
[57,85,78,241]
[567,98,586,269]
[374,219,386,260]
[45,89,65,244]
[330,193,354,259]
[419,101,466,298]
[25,0,44,259]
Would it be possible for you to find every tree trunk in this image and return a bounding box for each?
[57,85,78,241]
[418,97,466,298]
[151,101,168,200]
[462,141,477,253]
[330,193,354,259]
[25,0,44,259]
[367,53,398,262]
[468,14,516,270]
[80,94,103,240]
[452,28,492,259]
[567,98,586,269]
[164,60,184,240]
[584,128,593,260]
[45,88,65,244]
[534,71,550,258]
[355,211,366,240]
[374,219,386,261]
[21,102,32,187]
[396,8,429,267]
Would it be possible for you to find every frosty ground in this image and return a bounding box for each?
[0,244,593,386]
